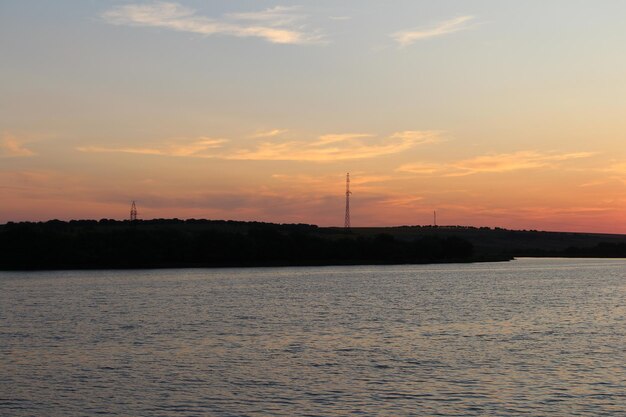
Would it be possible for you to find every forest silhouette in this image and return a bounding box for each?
[0,219,475,270]
[2,219,625,270]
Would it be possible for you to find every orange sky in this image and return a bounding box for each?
[1,1,626,233]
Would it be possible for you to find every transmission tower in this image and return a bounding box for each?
[344,173,351,228]
[130,201,138,222]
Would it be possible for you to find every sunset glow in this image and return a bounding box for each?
[2,1,626,233]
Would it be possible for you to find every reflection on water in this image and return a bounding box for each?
[1,258,625,416]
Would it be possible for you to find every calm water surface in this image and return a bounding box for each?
[1,258,625,416]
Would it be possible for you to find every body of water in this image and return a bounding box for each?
[1,258,625,416]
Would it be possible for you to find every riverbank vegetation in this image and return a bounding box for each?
[2,219,624,270]
[0,219,478,270]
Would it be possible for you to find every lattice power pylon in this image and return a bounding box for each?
[344,173,351,228]
[130,201,138,222]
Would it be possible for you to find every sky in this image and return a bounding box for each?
[2,0,626,233]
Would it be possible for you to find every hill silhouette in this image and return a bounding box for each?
[0,219,477,270]
[1,219,625,270]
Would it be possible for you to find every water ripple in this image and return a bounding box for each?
[1,258,625,416]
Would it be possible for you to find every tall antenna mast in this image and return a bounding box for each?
[344,173,351,228]
[130,201,138,222]
[434,210,437,227]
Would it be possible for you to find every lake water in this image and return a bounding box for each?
[1,258,625,416]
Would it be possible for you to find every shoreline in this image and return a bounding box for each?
[3,219,626,271]
[6,256,626,273]
[0,256,514,272]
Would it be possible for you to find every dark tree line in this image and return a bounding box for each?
[513,242,626,258]
[562,242,626,257]
[0,220,475,270]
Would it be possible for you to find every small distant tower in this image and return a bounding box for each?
[434,210,437,227]
[344,173,351,228]
[130,201,138,222]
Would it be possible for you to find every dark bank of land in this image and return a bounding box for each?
[1,219,626,270]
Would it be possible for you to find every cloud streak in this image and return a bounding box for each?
[102,2,324,45]
[398,151,595,176]
[0,133,35,157]
[250,129,288,138]
[78,131,441,162]
[228,131,440,161]
[392,16,474,46]
[78,137,226,157]
[452,151,594,175]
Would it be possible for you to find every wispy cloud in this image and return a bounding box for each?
[250,129,288,139]
[604,162,626,174]
[78,137,226,157]
[598,162,626,186]
[398,151,595,176]
[392,16,475,46]
[78,131,441,162]
[451,151,594,175]
[102,2,324,45]
[394,162,442,175]
[228,131,440,161]
[0,133,35,157]
[226,6,301,25]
